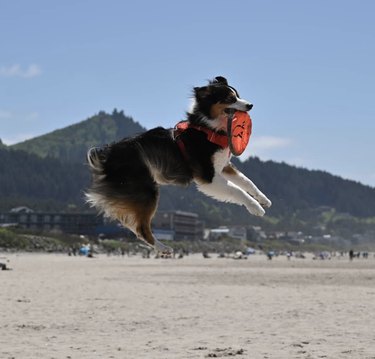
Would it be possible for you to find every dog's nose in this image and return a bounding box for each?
[246,103,253,111]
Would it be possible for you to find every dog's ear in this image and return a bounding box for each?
[212,76,228,85]
[194,86,210,100]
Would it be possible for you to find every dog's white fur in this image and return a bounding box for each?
[196,148,271,217]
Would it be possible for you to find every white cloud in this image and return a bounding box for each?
[0,111,40,144]
[251,136,292,151]
[0,110,39,121]
[1,133,36,145]
[0,64,42,78]
[240,135,292,160]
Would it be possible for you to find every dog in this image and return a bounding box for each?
[86,76,271,252]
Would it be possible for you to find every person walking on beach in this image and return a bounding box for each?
[349,249,354,261]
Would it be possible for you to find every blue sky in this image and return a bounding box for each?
[1,0,374,186]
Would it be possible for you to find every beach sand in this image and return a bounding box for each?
[1,253,375,359]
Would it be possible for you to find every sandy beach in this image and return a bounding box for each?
[1,253,375,359]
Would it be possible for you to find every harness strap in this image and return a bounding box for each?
[174,121,229,148]
[175,136,189,162]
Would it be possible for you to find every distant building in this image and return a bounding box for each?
[229,226,247,241]
[153,228,174,241]
[209,227,230,240]
[208,226,247,241]
[10,206,34,214]
[152,210,204,241]
[0,208,205,240]
[0,207,112,236]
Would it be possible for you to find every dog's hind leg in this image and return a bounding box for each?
[131,197,173,254]
[135,218,173,253]
[136,220,173,253]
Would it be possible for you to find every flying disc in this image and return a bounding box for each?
[227,111,252,156]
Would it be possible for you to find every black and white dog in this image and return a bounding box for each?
[86,76,271,252]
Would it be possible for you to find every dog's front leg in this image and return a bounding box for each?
[222,163,272,208]
[195,174,265,217]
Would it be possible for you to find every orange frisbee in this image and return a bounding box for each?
[227,111,252,156]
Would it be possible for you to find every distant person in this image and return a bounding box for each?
[349,249,354,261]
[0,261,11,270]
[202,251,211,259]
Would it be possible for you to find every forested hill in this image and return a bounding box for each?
[0,147,88,211]
[2,109,375,222]
[11,109,145,163]
[234,157,375,218]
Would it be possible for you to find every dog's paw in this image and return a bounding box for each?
[259,197,272,208]
[252,206,266,217]
[154,239,173,254]
[245,201,265,217]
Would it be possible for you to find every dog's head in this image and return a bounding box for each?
[189,76,253,131]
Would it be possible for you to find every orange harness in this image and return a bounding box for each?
[173,111,252,159]
[173,121,229,148]
[173,121,229,161]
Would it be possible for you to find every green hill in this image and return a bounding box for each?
[0,147,88,212]
[11,109,145,163]
[2,109,375,237]
[235,157,375,218]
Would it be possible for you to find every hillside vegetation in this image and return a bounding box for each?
[1,109,375,236]
[11,109,145,163]
[0,147,89,211]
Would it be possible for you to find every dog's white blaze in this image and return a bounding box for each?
[228,97,252,111]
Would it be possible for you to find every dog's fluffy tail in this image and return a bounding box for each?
[85,147,108,210]
[87,147,104,175]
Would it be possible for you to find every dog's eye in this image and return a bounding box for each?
[223,96,236,104]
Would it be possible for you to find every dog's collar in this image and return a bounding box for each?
[173,120,229,149]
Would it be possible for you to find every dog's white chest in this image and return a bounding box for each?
[213,148,231,172]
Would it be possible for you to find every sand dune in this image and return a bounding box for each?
[1,253,375,358]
